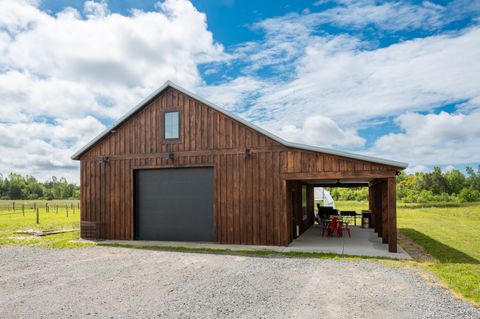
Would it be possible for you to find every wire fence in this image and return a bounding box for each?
[0,201,79,214]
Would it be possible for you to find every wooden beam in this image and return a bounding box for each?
[282,170,397,180]
[381,181,388,244]
[388,177,397,253]
[313,183,369,188]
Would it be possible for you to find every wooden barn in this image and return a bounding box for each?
[72,81,407,252]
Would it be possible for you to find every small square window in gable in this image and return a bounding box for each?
[164,111,180,140]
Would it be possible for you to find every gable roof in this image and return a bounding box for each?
[71,81,408,169]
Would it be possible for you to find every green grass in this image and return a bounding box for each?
[0,200,92,249]
[334,200,480,305]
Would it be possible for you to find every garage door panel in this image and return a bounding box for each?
[135,168,213,241]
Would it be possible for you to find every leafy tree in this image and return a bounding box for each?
[445,169,466,194]
[420,167,448,195]
[466,165,480,191]
[326,164,480,203]
[0,172,79,200]
[8,173,26,200]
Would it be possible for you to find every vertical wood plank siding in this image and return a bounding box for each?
[80,87,398,245]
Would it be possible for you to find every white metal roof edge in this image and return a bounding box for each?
[71,80,408,169]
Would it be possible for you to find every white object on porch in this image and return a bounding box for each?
[314,187,335,208]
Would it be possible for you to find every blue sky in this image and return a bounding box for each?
[1,0,479,182]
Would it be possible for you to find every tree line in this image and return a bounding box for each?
[2,165,480,202]
[330,165,480,203]
[0,173,79,200]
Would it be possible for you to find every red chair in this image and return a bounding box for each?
[328,217,342,237]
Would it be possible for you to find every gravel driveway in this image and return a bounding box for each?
[0,246,478,319]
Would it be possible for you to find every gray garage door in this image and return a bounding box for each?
[135,168,214,241]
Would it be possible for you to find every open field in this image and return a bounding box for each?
[0,200,90,248]
[335,201,480,305]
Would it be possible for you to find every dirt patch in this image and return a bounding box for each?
[398,232,435,262]
[14,228,79,236]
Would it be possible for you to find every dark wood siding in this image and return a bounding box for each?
[80,87,398,245]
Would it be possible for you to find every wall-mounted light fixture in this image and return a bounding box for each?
[166,152,174,161]
[99,156,109,165]
[244,148,251,158]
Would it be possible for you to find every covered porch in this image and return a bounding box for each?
[286,176,402,255]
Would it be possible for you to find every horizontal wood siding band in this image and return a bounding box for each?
[282,170,397,180]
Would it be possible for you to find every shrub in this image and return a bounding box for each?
[459,188,480,202]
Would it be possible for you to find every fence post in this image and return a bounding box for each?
[33,202,36,211]
[45,203,48,213]
[36,208,39,224]
[66,205,69,218]
[22,204,25,217]
[13,201,15,211]
[56,206,58,214]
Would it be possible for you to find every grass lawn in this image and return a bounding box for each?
[0,200,92,249]
[335,200,480,305]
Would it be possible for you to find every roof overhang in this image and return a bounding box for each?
[71,80,408,170]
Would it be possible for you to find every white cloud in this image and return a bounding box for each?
[0,116,105,182]
[84,0,109,19]
[198,77,267,112]
[276,115,365,148]
[244,26,480,128]
[316,0,444,31]
[311,0,480,31]
[405,165,430,175]
[443,165,456,172]
[370,110,480,166]
[0,0,226,182]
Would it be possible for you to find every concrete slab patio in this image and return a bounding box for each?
[286,224,411,259]
[89,224,410,259]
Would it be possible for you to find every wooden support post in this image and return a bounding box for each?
[374,184,382,237]
[22,204,25,216]
[33,202,36,211]
[13,201,15,211]
[36,208,39,224]
[388,177,397,253]
[66,206,69,218]
[368,186,375,229]
[381,181,389,244]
